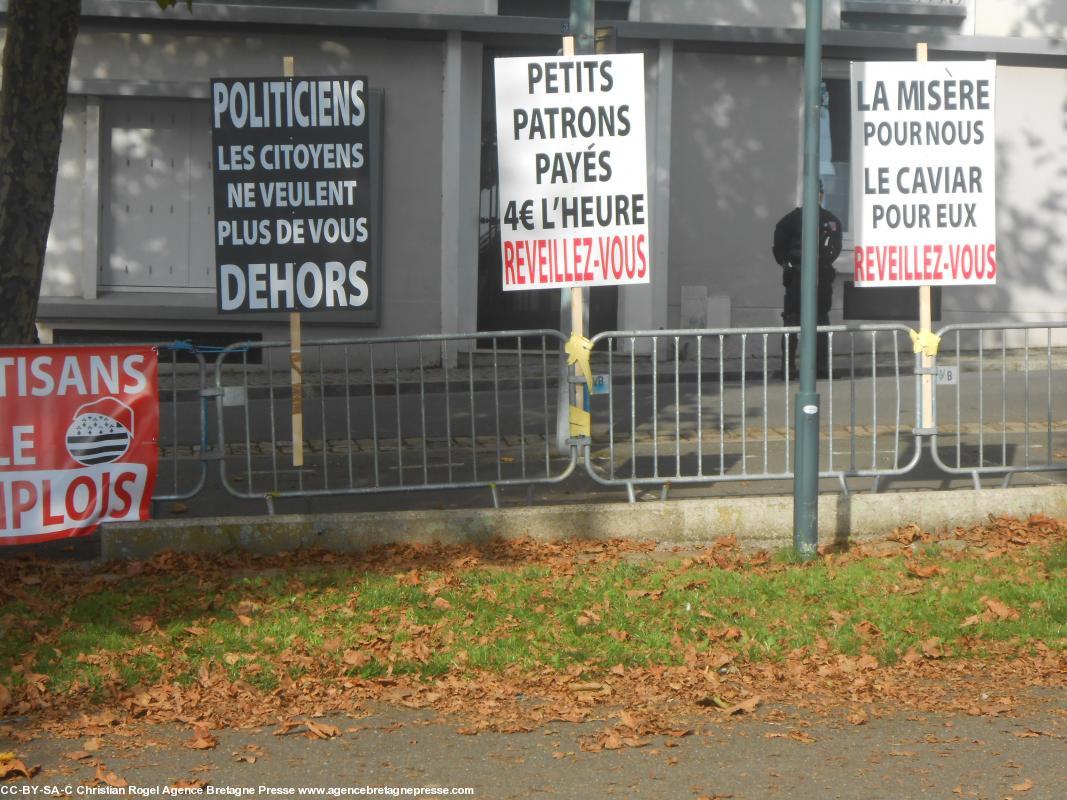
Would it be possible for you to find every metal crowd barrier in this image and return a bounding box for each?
[930,321,1067,488]
[212,331,577,510]
[153,343,211,503]
[582,325,921,500]
[11,323,1065,515]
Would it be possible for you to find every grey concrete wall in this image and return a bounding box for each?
[921,64,1067,325]
[443,37,485,338]
[101,484,1067,560]
[974,0,1067,37]
[668,55,1067,328]
[40,27,446,340]
[6,5,1067,344]
[668,52,804,329]
[42,97,88,297]
[966,64,1067,323]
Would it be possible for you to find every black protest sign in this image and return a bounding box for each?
[211,76,372,313]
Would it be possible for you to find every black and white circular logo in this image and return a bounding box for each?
[65,398,135,466]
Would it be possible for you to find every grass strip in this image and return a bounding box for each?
[2,536,1063,702]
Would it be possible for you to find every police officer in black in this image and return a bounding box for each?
[773,180,843,379]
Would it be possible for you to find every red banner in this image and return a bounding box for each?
[0,346,159,545]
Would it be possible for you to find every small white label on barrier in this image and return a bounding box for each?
[936,366,959,386]
[591,374,611,396]
[802,404,818,415]
[222,386,247,407]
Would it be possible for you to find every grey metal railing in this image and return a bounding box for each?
[582,325,922,500]
[929,322,1067,488]
[10,321,1065,519]
[213,331,577,510]
[153,344,212,503]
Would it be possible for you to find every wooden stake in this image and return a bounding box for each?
[916,43,934,431]
[561,35,586,413]
[284,55,304,467]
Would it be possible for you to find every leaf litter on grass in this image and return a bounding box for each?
[0,514,1064,753]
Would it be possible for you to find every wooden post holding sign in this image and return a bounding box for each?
[284,56,304,468]
[562,35,585,420]
[849,49,997,432]
[914,43,934,432]
[493,48,652,446]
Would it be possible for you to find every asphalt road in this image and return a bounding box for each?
[8,693,1067,799]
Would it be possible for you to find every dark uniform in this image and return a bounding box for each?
[772,202,842,377]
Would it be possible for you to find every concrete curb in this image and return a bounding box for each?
[100,485,1067,560]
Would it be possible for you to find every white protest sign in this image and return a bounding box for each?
[850,60,996,287]
[494,54,650,291]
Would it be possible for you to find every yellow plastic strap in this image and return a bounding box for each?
[565,332,594,390]
[909,329,941,357]
[569,405,591,438]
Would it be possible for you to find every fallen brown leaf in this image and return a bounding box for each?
[131,616,156,634]
[1012,729,1060,739]
[95,764,128,789]
[576,609,601,627]
[184,725,218,750]
[1011,778,1034,792]
[304,721,341,740]
[721,696,761,716]
[906,562,942,579]
[848,709,869,726]
[664,728,693,738]
[983,597,1020,621]
[856,654,879,671]
[571,682,606,693]
[172,779,210,790]
[0,759,38,781]
[343,649,371,668]
[273,721,303,736]
[921,638,944,659]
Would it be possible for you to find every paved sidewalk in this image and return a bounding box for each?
[7,693,1066,799]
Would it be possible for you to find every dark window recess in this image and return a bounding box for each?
[841,0,967,32]
[52,329,263,363]
[842,282,941,322]
[498,0,631,21]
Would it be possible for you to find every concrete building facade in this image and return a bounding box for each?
[1,0,1064,347]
